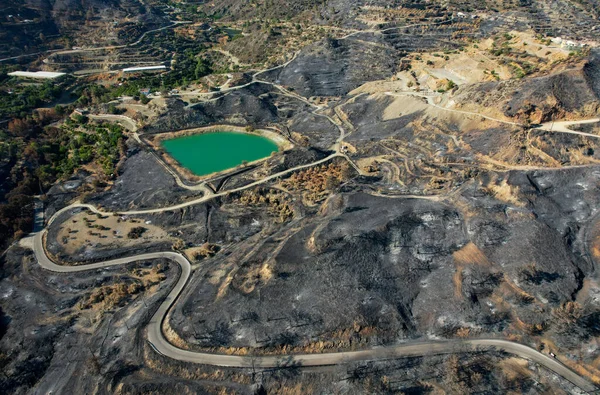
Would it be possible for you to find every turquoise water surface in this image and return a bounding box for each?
[162,132,279,176]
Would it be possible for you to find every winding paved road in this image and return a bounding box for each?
[29,228,598,392]
[17,18,600,391]
[27,105,600,393]
[31,104,599,393]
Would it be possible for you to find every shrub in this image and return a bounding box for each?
[127,226,147,239]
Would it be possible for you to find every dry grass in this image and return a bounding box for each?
[185,243,221,262]
[452,242,494,299]
[512,315,547,336]
[558,357,600,385]
[215,268,236,300]
[502,274,539,305]
[163,322,190,350]
[201,322,381,357]
[231,263,273,294]
[482,177,525,207]
[56,211,169,255]
[498,357,532,381]
[453,268,464,299]
[78,266,165,311]
[238,189,294,222]
[590,235,600,261]
[281,162,349,204]
[143,345,250,384]
[455,327,471,338]
[453,242,492,266]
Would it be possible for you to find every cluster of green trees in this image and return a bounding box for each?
[0,170,36,244]
[0,114,124,247]
[35,121,125,183]
[0,81,63,119]
[76,53,212,106]
[510,61,537,79]
[0,124,38,245]
[69,25,220,106]
[0,24,220,248]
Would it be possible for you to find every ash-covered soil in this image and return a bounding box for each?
[173,194,463,349]
[0,0,168,58]
[341,94,424,142]
[88,149,204,212]
[7,4,600,393]
[143,83,313,133]
[170,165,600,357]
[288,112,339,150]
[0,246,179,394]
[261,37,397,97]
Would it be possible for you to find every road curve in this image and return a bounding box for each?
[88,114,139,132]
[30,225,598,392]
[117,153,342,215]
[42,153,342,219]
[384,92,523,127]
[0,21,191,63]
[538,118,600,139]
[19,18,599,389]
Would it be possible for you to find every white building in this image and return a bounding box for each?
[7,71,66,79]
[122,65,167,73]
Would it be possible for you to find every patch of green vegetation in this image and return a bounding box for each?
[223,27,243,39]
[0,80,64,119]
[567,48,589,60]
[128,226,147,239]
[484,69,500,81]
[510,61,537,79]
[0,114,124,246]
[72,29,216,106]
[437,79,457,93]
[489,46,512,57]
[34,121,125,183]
[76,55,212,106]
[489,33,516,57]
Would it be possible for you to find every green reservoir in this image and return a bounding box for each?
[162,132,279,176]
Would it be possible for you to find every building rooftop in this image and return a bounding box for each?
[7,71,67,79]
[122,65,167,73]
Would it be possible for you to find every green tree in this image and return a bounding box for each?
[195,58,211,80]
